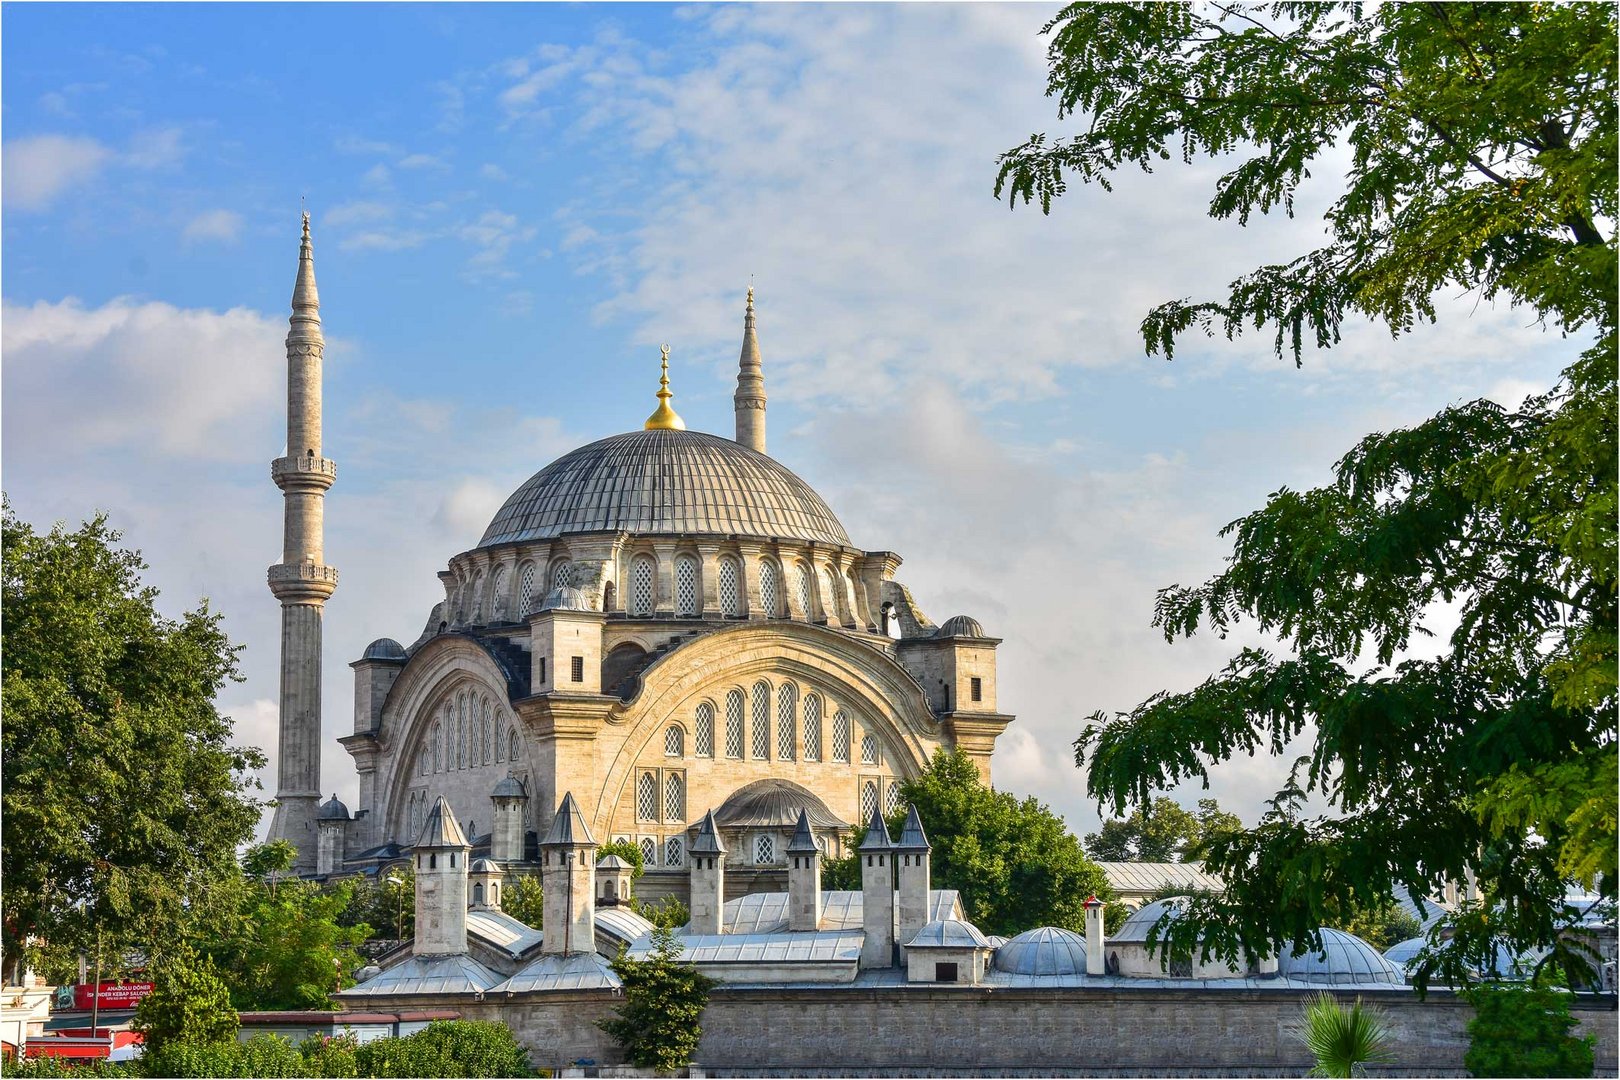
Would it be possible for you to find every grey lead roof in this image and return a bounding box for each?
[905,918,990,949]
[1279,928,1404,985]
[894,805,930,852]
[541,792,596,847]
[690,809,727,855]
[1096,862,1225,896]
[722,889,962,935]
[339,953,501,998]
[858,804,893,850]
[467,909,543,958]
[641,930,864,966]
[993,926,1089,976]
[414,796,469,849]
[713,779,847,830]
[479,429,852,548]
[492,952,620,994]
[786,809,818,854]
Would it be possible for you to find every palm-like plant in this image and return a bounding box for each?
[1299,992,1393,1078]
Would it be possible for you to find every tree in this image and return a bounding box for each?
[1085,797,1242,862]
[596,840,645,879]
[1299,993,1392,1079]
[1,503,266,977]
[500,875,544,929]
[130,947,238,1055]
[210,878,372,1011]
[1464,983,1595,1078]
[1328,900,1421,953]
[598,927,716,1070]
[995,3,1614,985]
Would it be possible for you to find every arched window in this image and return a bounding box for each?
[750,681,771,759]
[457,693,469,769]
[639,836,658,866]
[695,702,715,758]
[603,580,617,612]
[664,773,684,821]
[803,695,822,761]
[637,772,658,821]
[418,744,430,777]
[482,699,494,765]
[832,711,851,763]
[819,566,836,621]
[777,683,797,761]
[432,721,442,773]
[550,559,574,590]
[517,562,537,615]
[725,690,745,759]
[674,554,699,617]
[860,780,878,821]
[861,734,879,766]
[664,835,684,867]
[759,559,780,617]
[664,725,684,758]
[490,566,508,621]
[754,834,775,865]
[629,554,656,617]
[473,882,484,905]
[508,729,520,762]
[495,713,506,764]
[718,556,743,616]
[794,562,811,619]
[885,780,904,815]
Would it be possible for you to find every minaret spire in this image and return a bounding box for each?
[733,286,766,454]
[266,211,339,876]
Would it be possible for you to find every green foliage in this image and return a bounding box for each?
[1299,993,1392,1079]
[1464,983,1595,1078]
[1084,797,1241,862]
[339,868,414,943]
[141,1034,309,1079]
[1,1057,136,1078]
[1012,2,1615,989]
[631,894,690,930]
[352,1020,532,1078]
[1,503,266,970]
[130,947,239,1054]
[596,840,645,879]
[1327,900,1422,953]
[298,1034,361,1079]
[500,875,544,929]
[599,926,716,1070]
[207,877,372,1010]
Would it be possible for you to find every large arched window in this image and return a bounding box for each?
[629,554,656,617]
[550,559,574,590]
[725,690,745,759]
[832,711,851,764]
[758,559,780,618]
[751,681,771,759]
[860,780,879,822]
[637,772,658,821]
[664,773,684,821]
[803,694,822,761]
[794,562,811,620]
[517,562,537,616]
[664,725,684,758]
[777,683,797,761]
[674,554,699,617]
[694,702,715,758]
[718,556,743,616]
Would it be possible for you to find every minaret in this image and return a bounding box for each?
[733,287,766,454]
[266,212,339,875]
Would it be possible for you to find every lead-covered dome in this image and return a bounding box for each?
[479,430,851,548]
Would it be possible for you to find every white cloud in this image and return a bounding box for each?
[124,126,185,169]
[183,208,243,244]
[3,134,113,210]
[398,153,448,170]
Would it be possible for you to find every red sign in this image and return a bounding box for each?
[69,982,153,1012]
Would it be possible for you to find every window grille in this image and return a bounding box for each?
[885,781,904,815]
[777,683,797,760]
[751,681,771,759]
[695,702,715,757]
[832,712,851,763]
[418,750,429,777]
[484,699,494,765]
[665,835,684,868]
[794,563,811,618]
[640,836,658,866]
[759,560,780,617]
[754,834,775,865]
[819,567,837,620]
[674,555,699,617]
[457,694,468,769]
[551,560,574,590]
[495,715,505,764]
[802,695,822,760]
[861,734,879,766]
[718,557,742,616]
[860,781,878,821]
[725,690,745,758]
[971,677,983,702]
[432,721,442,772]
[571,655,584,682]
[517,563,537,615]
[508,730,520,762]
[664,725,684,757]
[637,772,658,821]
[629,555,656,616]
[665,773,684,821]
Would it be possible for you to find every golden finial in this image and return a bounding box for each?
[644,343,687,431]
[746,284,754,313]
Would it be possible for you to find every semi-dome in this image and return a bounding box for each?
[936,615,985,638]
[362,637,407,661]
[1280,928,1403,985]
[478,429,851,548]
[537,585,591,613]
[713,779,848,830]
[318,794,351,821]
[993,926,1089,975]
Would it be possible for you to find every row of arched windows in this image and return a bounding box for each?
[661,682,877,767]
[455,558,579,625]
[636,770,685,822]
[416,689,522,777]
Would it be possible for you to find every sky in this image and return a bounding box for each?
[2,2,1577,842]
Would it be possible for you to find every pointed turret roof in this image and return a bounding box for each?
[858,804,893,851]
[894,804,931,852]
[541,792,597,847]
[786,809,819,855]
[690,809,727,855]
[415,796,470,849]
[292,211,321,317]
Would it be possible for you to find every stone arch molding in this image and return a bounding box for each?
[593,622,939,827]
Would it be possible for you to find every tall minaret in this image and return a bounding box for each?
[266,212,339,875]
[733,286,766,454]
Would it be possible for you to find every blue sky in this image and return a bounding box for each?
[2,3,1578,837]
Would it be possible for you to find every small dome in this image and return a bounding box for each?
[1112,897,1190,944]
[362,637,407,661]
[470,857,502,874]
[1280,928,1403,985]
[993,926,1089,975]
[935,615,985,638]
[317,794,351,821]
[906,918,991,949]
[713,779,847,830]
[537,585,591,613]
[491,776,528,799]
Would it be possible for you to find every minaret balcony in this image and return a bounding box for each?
[268,561,339,601]
[271,455,338,491]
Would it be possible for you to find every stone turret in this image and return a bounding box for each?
[267,212,339,875]
[786,809,822,932]
[1084,894,1106,976]
[688,810,727,935]
[859,805,895,969]
[733,287,766,454]
[596,854,633,907]
[469,858,504,912]
[315,794,350,877]
[539,792,597,955]
[490,775,529,863]
[413,797,470,956]
[894,803,931,949]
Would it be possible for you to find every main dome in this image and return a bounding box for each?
[479,429,851,548]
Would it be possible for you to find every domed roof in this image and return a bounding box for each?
[1280,928,1403,985]
[478,429,851,548]
[362,637,407,661]
[318,794,351,821]
[906,918,991,949]
[537,585,591,613]
[491,775,528,799]
[470,857,502,874]
[712,779,848,830]
[993,926,1089,975]
[936,615,985,638]
[1112,896,1191,944]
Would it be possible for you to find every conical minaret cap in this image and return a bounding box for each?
[858,803,893,851]
[690,809,727,855]
[291,210,321,316]
[894,804,931,852]
[541,791,598,847]
[415,796,470,850]
[787,808,819,854]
